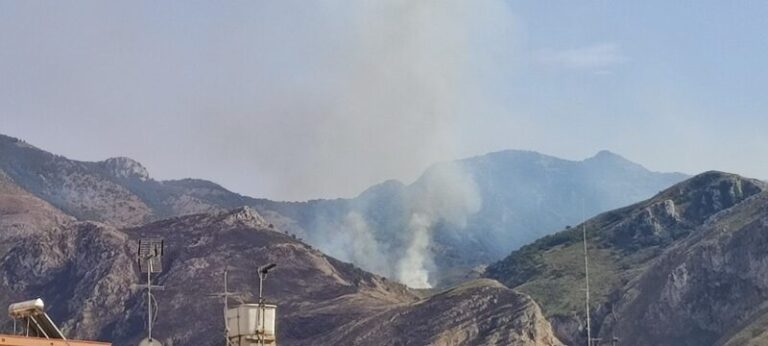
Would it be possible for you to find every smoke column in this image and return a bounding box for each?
[315,211,389,277]
[396,162,481,288]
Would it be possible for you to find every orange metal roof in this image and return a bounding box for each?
[0,335,111,346]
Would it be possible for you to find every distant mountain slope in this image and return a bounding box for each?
[0,133,687,288]
[0,169,73,256]
[0,135,156,225]
[485,171,768,345]
[0,135,282,223]
[319,278,562,345]
[296,149,687,287]
[0,207,560,346]
[427,150,686,281]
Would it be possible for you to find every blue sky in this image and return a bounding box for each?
[1,1,767,200]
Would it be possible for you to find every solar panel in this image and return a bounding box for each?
[8,298,66,340]
[138,238,164,273]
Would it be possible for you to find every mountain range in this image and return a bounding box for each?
[3,133,768,345]
[0,134,686,287]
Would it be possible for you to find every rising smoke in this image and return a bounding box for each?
[397,162,482,288]
[317,211,389,277]
[311,161,481,289]
[189,0,519,200]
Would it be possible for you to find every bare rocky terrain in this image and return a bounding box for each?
[486,171,768,345]
[0,206,560,345]
[317,279,562,346]
[0,169,74,256]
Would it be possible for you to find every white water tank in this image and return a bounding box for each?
[8,298,45,317]
[226,304,277,341]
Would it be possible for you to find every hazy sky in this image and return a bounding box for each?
[2,1,767,201]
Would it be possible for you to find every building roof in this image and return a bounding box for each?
[0,335,110,346]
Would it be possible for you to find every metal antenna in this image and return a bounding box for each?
[208,268,240,346]
[582,201,592,346]
[137,238,164,346]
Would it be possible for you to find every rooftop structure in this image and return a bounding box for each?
[4,298,110,346]
[0,335,110,346]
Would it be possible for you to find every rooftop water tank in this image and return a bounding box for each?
[8,298,45,318]
[226,304,277,341]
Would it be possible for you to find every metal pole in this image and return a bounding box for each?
[583,204,592,346]
[259,273,263,301]
[224,269,229,346]
[148,257,153,341]
[259,272,264,346]
[261,302,265,346]
[583,228,591,346]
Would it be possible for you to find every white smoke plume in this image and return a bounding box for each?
[397,162,482,288]
[397,213,433,288]
[309,161,481,289]
[316,211,389,276]
[182,0,519,200]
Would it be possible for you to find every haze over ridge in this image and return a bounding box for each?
[2,1,768,200]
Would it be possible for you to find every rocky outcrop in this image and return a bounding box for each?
[0,222,134,340]
[0,135,153,226]
[99,157,150,181]
[319,279,562,346]
[601,191,768,345]
[485,171,768,345]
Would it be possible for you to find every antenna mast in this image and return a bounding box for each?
[582,209,592,346]
[137,238,164,346]
[209,268,238,346]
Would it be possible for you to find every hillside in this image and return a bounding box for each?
[317,279,562,345]
[485,171,768,345]
[0,169,73,256]
[0,134,686,288]
[0,206,562,345]
[0,135,247,226]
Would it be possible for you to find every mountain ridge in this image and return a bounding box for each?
[485,170,768,345]
[0,133,688,287]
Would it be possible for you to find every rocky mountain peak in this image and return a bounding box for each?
[584,149,638,167]
[100,157,150,181]
[657,171,765,224]
[593,149,621,158]
[218,205,269,228]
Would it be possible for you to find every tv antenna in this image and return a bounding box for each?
[137,238,164,346]
[208,268,243,346]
